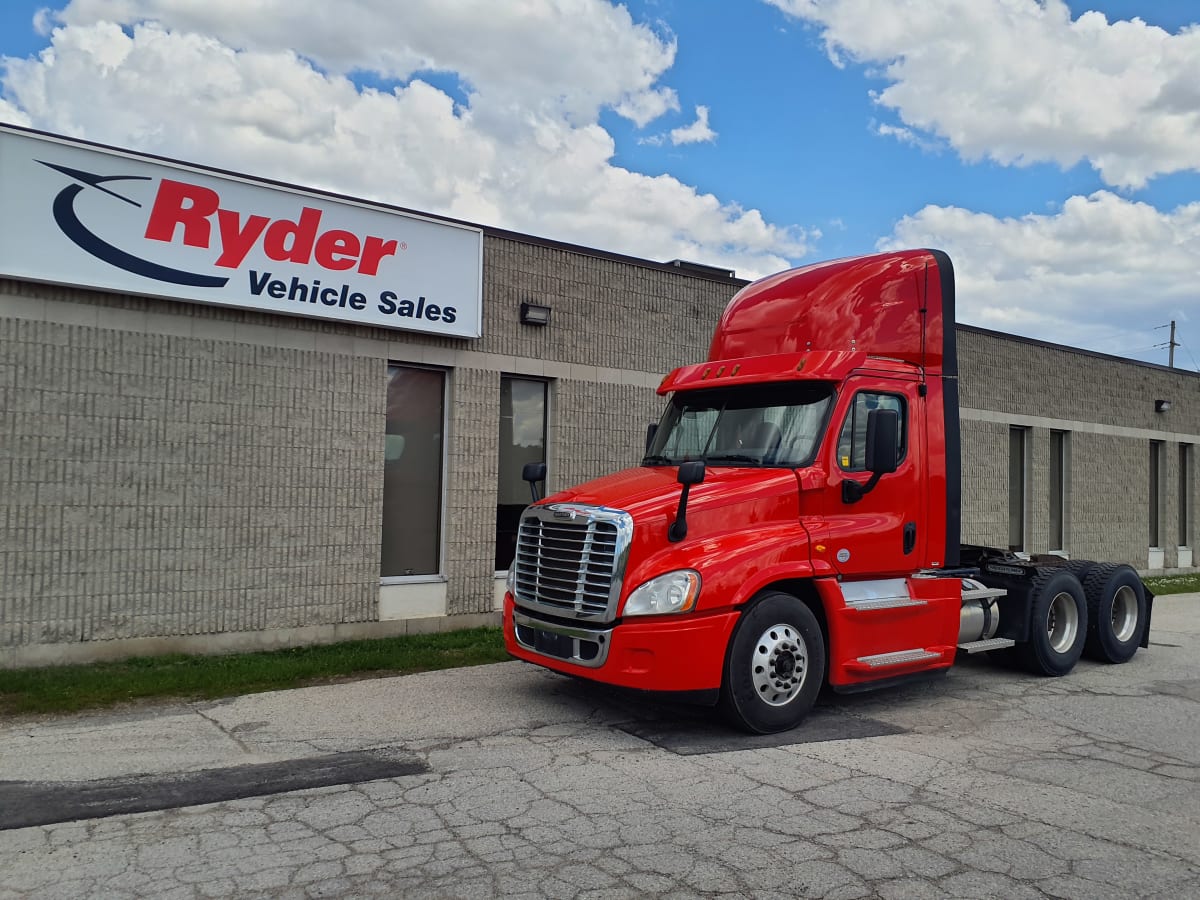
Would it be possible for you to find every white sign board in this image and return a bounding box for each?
[0,127,483,338]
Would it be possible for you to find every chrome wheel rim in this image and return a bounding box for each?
[1047,591,1080,653]
[751,623,808,706]
[1111,585,1139,643]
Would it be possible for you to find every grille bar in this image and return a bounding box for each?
[511,505,632,621]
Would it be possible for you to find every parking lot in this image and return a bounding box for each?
[1,594,1197,899]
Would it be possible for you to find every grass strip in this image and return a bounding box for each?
[0,627,509,715]
[1142,573,1200,596]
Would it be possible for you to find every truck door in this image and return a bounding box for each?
[818,376,926,578]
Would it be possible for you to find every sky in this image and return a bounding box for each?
[0,0,1198,369]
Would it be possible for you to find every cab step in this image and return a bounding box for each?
[856,648,941,668]
[847,597,927,611]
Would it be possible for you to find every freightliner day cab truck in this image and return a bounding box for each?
[502,249,1152,734]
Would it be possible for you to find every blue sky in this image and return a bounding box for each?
[1,1,1197,367]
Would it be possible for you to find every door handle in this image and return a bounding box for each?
[903,522,917,555]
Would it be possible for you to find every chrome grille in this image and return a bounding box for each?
[511,504,632,622]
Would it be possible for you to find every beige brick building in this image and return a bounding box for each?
[1,127,1197,666]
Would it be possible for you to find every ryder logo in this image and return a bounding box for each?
[39,162,400,288]
[38,160,229,288]
[143,179,399,275]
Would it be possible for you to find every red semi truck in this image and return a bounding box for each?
[502,249,1152,733]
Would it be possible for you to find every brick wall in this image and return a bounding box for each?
[0,312,380,648]
[0,234,740,654]
[4,242,1199,660]
[958,327,1200,568]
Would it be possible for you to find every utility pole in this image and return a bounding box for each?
[1156,321,1178,368]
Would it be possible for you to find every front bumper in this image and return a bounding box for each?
[503,593,739,693]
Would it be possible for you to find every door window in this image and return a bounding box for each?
[837,392,906,471]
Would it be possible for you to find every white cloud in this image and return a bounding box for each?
[0,3,814,277]
[670,105,716,145]
[766,0,1200,188]
[54,0,681,127]
[879,192,1200,360]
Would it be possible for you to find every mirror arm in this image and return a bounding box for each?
[841,471,883,504]
[668,484,694,542]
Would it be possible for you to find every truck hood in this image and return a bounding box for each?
[540,464,806,537]
[538,465,817,612]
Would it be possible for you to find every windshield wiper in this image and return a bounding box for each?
[704,453,760,465]
[641,454,675,466]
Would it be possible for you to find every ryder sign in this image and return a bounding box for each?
[0,127,483,338]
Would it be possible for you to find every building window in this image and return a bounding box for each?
[1049,430,1068,552]
[381,365,446,577]
[496,376,547,570]
[1149,440,1164,549]
[1008,426,1029,551]
[1180,444,1193,548]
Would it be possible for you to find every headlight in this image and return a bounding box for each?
[623,570,701,616]
[505,566,517,596]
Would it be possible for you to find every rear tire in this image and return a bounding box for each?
[718,591,825,734]
[1081,564,1146,664]
[1061,559,1098,582]
[1016,569,1087,676]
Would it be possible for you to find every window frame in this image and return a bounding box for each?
[380,362,450,585]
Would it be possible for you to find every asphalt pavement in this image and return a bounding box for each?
[0,594,1197,899]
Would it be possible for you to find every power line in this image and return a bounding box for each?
[1177,338,1200,373]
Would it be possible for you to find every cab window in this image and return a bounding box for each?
[837,392,906,471]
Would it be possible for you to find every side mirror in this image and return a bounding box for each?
[522,462,547,502]
[668,461,706,542]
[864,409,900,474]
[842,409,900,504]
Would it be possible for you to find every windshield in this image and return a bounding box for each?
[644,382,834,468]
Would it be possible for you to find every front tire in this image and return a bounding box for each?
[718,591,825,734]
[1081,564,1146,663]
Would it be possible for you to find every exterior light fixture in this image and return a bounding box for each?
[1155,399,1171,413]
[520,302,551,326]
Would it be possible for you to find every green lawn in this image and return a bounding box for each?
[0,627,509,715]
[3,572,1193,716]
[1142,573,1200,596]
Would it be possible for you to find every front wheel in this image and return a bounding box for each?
[718,591,826,734]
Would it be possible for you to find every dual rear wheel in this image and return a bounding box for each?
[1000,563,1147,675]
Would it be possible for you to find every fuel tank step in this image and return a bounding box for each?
[957,637,1016,653]
[961,587,1007,602]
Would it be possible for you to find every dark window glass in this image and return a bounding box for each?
[1049,430,1066,551]
[381,366,445,577]
[1008,427,1027,551]
[496,377,547,569]
[837,392,906,471]
[1181,444,1193,547]
[1149,440,1163,548]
